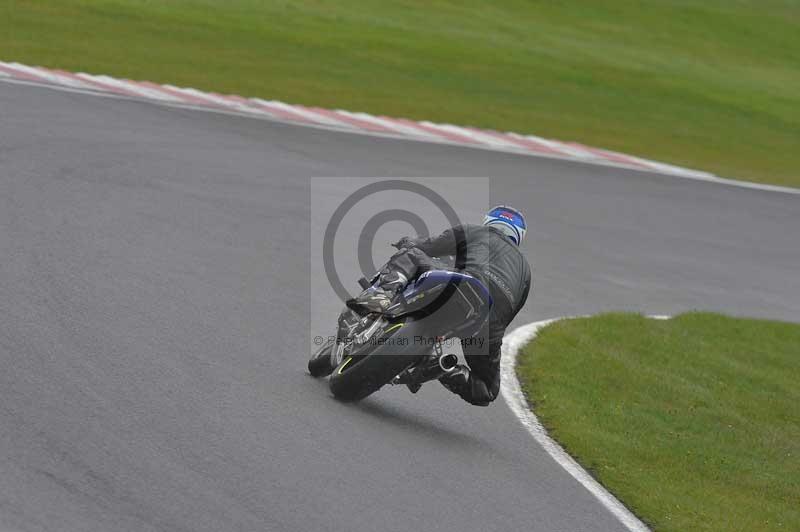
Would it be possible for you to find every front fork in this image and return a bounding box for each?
[331,309,386,368]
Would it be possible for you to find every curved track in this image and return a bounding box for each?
[1,81,798,532]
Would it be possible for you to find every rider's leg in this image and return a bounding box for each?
[440,322,500,406]
[440,272,516,406]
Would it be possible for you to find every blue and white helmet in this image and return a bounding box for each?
[483,205,527,246]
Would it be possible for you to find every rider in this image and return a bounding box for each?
[346,206,532,406]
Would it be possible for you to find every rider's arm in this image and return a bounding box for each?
[404,226,461,257]
[517,267,532,317]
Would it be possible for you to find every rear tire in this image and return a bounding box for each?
[329,320,428,402]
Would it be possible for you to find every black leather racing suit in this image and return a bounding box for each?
[386,224,532,406]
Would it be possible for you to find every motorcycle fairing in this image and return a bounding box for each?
[385,270,492,338]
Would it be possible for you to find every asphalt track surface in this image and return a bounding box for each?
[1,81,798,532]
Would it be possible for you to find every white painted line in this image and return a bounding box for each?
[4,63,92,89]
[162,85,251,110]
[568,144,672,171]
[335,111,437,138]
[0,62,47,82]
[75,74,180,101]
[307,107,392,132]
[251,99,354,128]
[435,124,523,149]
[697,177,800,195]
[207,93,277,117]
[511,133,599,160]
[0,76,142,98]
[0,62,50,82]
[501,317,652,532]
[416,121,483,144]
[621,155,716,180]
[470,129,566,155]
[382,116,469,141]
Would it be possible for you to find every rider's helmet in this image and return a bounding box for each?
[483,205,527,246]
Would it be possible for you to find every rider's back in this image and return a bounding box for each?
[454,223,531,319]
[413,222,531,345]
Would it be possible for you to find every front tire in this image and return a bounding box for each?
[308,340,335,377]
[329,320,427,402]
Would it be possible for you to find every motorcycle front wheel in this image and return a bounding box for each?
[328,318,427,402]
[308,339,336,378]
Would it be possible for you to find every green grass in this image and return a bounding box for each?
[516,313,800,531]
[2,1,799,186]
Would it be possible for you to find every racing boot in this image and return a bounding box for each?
[439,364,470,396]
[345,286,393,315]
[346,272,407,316]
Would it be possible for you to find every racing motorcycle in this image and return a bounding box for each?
[308,269,492,401]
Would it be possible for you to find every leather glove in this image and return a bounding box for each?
[391,236,414,250]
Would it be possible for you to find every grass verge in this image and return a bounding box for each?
[516,312,800,531]
[2,1,798,186]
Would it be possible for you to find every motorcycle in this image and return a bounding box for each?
[309,269,492,401]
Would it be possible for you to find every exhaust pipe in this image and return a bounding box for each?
[438,353,458,372]
[402,353,460,387]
